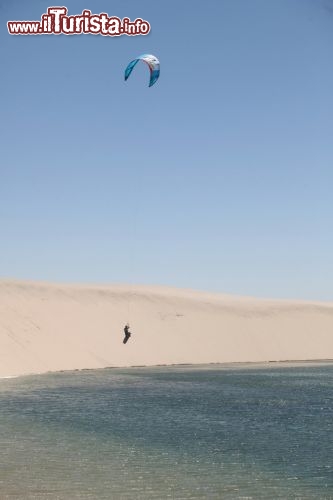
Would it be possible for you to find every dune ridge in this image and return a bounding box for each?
[0,280,332,377]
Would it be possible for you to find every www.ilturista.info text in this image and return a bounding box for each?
[7,7,151,36]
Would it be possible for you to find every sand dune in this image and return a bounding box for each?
[0,280,332,377]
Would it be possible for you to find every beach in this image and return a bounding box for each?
[0,280,332,378]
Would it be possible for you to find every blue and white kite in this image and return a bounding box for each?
[125,54,160,87]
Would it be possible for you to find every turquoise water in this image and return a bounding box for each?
[0,362,332,499]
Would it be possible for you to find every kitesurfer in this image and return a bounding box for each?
[123,323,131,344]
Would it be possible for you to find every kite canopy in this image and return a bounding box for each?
[124,54,160,87]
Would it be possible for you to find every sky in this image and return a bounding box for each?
[1,0,332,300]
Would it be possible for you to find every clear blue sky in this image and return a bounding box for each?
[1,0,332,300]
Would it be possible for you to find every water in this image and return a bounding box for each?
[0,362,332,499]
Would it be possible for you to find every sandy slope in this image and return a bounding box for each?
[0,280,332,377]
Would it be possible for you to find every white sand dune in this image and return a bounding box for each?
[0,280,332,377]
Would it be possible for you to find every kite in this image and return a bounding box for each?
[124,54,160,87]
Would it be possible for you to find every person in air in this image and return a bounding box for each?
[123,323,132,344]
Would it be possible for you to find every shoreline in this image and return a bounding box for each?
[1,358,333,381]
